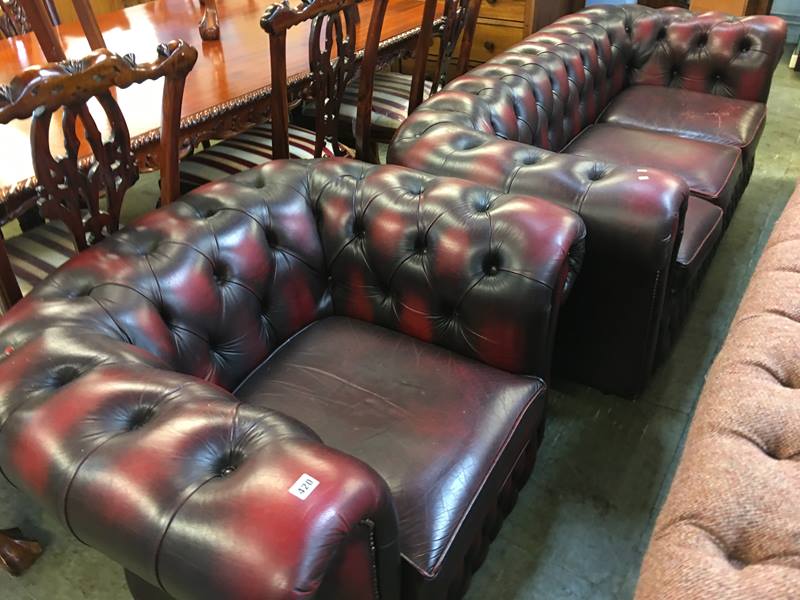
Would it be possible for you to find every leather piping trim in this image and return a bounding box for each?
[400,380,546,579]
[676,200,723,268]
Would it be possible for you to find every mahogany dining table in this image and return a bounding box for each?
[0,0,440,222]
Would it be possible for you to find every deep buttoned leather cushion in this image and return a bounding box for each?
[673,196,724,292]
[0,353,400,600]
[0,159,584,599]
[392,7,785,155]
[544,7,785,145]
[599,86,766,170]
[235,315,546,598]
[565,123,743,216]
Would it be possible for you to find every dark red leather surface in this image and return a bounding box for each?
[599,85,766,167]
[235,316,546,597]
[0,360,400,599]
[0,159,584,599]
[389,6,783,394]
[674,196,724,290]
[565,123,743,216]
[550,6,787,106]
[389,125,688,396]
[390,6,785,156]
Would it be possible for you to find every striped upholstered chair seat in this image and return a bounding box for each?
[305,71,433,139]
[4,221,76,296]
[179,122,343,193]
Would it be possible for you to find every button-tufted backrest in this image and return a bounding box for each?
[0,160,584,402]
[0,170,334,391]
[406,5,786,153]
[551,5,787,103]
[241,159,585,375]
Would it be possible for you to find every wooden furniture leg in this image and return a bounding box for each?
[0,232,22,313]
[198,0,219,41]
[0,529,43,576]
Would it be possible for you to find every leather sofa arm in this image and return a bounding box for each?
[388,125,688,395]
[389,124,687,272]
[0,353,399,599]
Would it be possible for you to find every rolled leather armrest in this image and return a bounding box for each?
[0,352,399,599]
[389,124,688,395]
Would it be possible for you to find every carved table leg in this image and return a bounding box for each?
[0,528,43,576]
[198,0,219,41]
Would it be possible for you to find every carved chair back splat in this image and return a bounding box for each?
[0,41,198,310]
[408,0,482,114]
[1,0,62,40]
[261,0,389,163]
[0,0,31,37]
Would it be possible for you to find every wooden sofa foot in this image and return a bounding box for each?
[0,528,43,576]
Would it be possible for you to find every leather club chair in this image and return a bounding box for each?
[0,159,585,599]
[388,5,787,397]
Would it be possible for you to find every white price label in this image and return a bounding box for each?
[288,473,320,500]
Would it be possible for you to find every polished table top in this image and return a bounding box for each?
[0,0,434,201]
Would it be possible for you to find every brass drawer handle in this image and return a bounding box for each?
[484,40,495,53]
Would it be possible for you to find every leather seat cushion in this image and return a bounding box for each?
[599,85,766,167]
[565,123,743,215]
[673,196,724,291]
[235,316,545,592]
[179,122,344,193]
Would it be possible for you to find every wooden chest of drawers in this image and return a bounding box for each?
[689,0,773,15]
[469,0,532,68]
[406,0,582,78]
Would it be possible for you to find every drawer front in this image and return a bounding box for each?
[478,0,528,24]
[469,22,524,63]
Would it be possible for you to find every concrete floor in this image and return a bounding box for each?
[1,54,798,600]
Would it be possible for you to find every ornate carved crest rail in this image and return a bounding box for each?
[0,0,442,225]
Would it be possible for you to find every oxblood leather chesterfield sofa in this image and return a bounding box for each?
[389,5,787,396]
[636,181,800,599]
[0,160,585,599]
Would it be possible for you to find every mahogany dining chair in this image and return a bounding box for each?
[19,0,104,60]
[330,0,482,149]
[0,40,197,310]
[178,0,391,192]
[0,41,197,575]
[0,0,59,38]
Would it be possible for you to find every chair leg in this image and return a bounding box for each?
[17,206,44,233]
[0,529,43,576]
[198,0,219,41]
[0,232,22,313]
